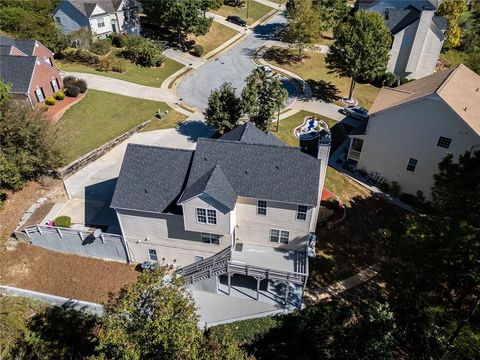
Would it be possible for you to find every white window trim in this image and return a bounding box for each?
[201,233,220,245]
[196,207,217,225]
[51,78,59,92]
[270,228,290,244]
[35,87,45,102]
[296,205,308,221]
[96,18,105,28]
[257,200,267,216]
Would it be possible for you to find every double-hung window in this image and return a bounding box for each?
[51,79,59,92]
[201,233,220,245]
[270,229,290,244]
[96,18,105,28]
[148,249,158,261]
[406,158,418,172]
[437,136,452,149]
[196,208,217,225]
[34,87,45,102]
[296,205,308,220]
[257,200,267,216]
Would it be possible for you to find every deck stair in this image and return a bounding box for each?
[177,247,307,286]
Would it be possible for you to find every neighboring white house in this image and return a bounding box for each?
[111,122,331,307]
[53,0,140,38]
[346,64,480,198]
[356,0,447,79]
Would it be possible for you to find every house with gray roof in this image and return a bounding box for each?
[111,122,331,307]
[0,35,62,108]
[53,0,140,38]
[356,0,446,79]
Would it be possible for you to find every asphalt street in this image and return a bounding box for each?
[176,12,296,111]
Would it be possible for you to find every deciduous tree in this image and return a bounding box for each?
[241,71,288,131]
[438,0,468,48]
[326,11,391,100]
[204,82,242,134]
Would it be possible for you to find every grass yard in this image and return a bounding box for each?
[440,49,470,67]
[58,55,184,88]
[213,0,273,25]
[189,21,239,54]
[55,90,186,163]
[265,50,380,110]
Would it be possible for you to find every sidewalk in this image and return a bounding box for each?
[255,0,286,10]
[66,72,178,103]
[163,48,206,68]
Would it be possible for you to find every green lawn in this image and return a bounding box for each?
[440,49,469,67]
[57,56,184,88]
[213,0,273,25]
[55,90,186,163]
[266,50,380,110]
[189,21,239,54]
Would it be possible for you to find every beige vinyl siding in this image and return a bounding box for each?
[117,209,230,264]
[357,96,480,198]
[182,195,231,235]
[234,197,312,250]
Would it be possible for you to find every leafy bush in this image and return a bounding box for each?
[191,44,204,57]
[112,33,125,48]
[324,198,340,210]
[65,85,80,97]
[62,76,77,88]
[54,216,71,228]
[111,59,127,73]
[96,56,127,73]
[45,97,56,106]
[55,90,65,100]
[76,79,88,93]
[400,77,414,85]
[122,36,164,67]
[224,0,245,6]
[95,57,112,72]
[62,47,99,65]
[381,72,399,87]
[40,104,49,112]
[90,39,111,55]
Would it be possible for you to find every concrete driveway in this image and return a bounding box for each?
[55,120,215,233]
[176,12,295,111]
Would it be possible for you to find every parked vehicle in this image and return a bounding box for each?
[226,15,247,27]
[138,260,161,271]
[342,105,369,120]
[256,65,274,78]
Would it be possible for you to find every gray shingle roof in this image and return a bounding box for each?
[0,55,36,93]
[220,122,287,146]
[179,165,237,210]
[67,0,136,16]
[0,46,13,56]
[11,40,36,55]
[184,138,321,206]
[387,8,420,34]
[110,144,194,213]
[112,126,322,215]
[0,36,14,47]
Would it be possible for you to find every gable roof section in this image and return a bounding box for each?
[179,165,237,210]
[369,65,480,135]
[369,66,456,114]
[12,40,36,55]
[0,55,37,93]
[67,0,133,16]
[219,122,287,146]
[184,138,321,206]
[110,144,194,213]
[387,7,420,34]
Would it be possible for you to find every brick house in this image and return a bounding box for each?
[0,35,63,108]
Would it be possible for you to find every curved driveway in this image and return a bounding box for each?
[177,12,292,111]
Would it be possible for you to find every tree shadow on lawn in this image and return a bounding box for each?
[307,79,341,103]
[12,305,97,359]
[263,47,305,65]
[308,195,409,289]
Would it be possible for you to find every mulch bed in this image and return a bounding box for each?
[45,93,86,123]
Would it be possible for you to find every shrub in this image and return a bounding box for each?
[63,75,77,88]
[62,47,99,65]
[55,90,65,100]
[91,39,111,55]
[191,44,204,57]
[324,198,340,210]
[40,104,49,112]
[112,33,125,48]
[381,72,399,87]
[45,97,56,106]
[111,58,127,73]
[95,57,112,72]
[65,85,80,97]
[54,215,71,228]
[400,77,413,85]
[76,79,88,93]
[123,36,164,67]
[0,190,6,209]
